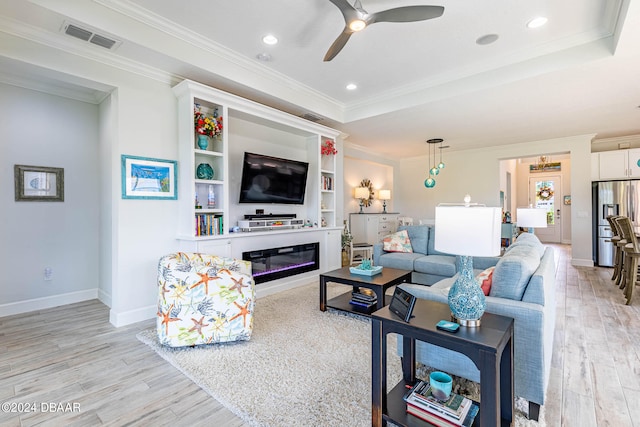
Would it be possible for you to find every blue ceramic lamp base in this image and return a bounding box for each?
[448,255,486,327]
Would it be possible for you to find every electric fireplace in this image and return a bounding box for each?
[242,242,320,284]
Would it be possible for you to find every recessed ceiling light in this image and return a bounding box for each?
[346,83,357,90]
[262,34,278,45]
[476,34,499,45]
[256,53,272,62]
[527,16,548,29]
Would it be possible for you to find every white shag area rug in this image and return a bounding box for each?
[137,282,546,426]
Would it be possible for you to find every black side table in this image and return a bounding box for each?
[371,298,514,427]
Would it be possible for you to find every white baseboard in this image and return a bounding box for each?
[0,289,98,317]
[109,305,156,327]
[98,289,112,308]
[572,258,594,267]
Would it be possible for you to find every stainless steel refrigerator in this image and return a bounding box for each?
[593,180,640,266]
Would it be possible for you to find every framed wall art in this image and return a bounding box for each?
[14,165,64,202]
[121,155,178,200]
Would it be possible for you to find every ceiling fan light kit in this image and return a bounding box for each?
[324,0,445,61]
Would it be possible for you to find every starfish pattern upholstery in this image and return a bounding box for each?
[157,252,255,347]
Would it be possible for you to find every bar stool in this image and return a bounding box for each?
[350,242,373,265]
[606,215,623,285]
[615,216,638,304]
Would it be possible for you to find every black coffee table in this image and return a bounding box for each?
[319,266,412,316]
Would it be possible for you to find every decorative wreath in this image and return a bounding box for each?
[359,179,375,207]
[537,186,554,201]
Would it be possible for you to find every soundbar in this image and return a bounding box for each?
[244,213,297,220]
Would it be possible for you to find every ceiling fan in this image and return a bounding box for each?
[324,0,445,61]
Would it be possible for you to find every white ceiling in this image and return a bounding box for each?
[2,0,639,158]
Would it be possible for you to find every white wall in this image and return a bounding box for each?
[396,134,594,266]
[0,83,100,314]
[343,144,398,217]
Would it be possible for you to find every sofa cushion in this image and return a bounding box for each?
[383,229,413,253]
[414,255,456,277]
[377,252,424,270]
[490,245,540,300]
[509,232,546,257]
[397,225,429,255]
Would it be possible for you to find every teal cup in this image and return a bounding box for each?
[429,371,453,401]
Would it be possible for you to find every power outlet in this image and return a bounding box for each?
[44,267,53,281]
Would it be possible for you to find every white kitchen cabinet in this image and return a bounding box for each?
[598,148,640,180]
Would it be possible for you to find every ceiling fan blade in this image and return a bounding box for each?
[369,5,444,24]
[327,0,359,20]
[324,28,353,61]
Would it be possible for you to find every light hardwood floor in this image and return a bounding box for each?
[1,244,639,426]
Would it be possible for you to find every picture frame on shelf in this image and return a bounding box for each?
[14,164,64,202]
[121,155,178,200]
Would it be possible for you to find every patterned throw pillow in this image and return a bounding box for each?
[382,230,413,253]
[476,266,495,296]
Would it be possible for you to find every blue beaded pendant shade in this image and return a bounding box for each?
[424,177,436,188]
[448,256,486,326]
[438,161,445,169]
[430,167,440,176]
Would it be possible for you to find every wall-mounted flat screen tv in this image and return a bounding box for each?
[238,152,309,204]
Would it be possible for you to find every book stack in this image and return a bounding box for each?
[403,379,479,427]
[349,288,377,311]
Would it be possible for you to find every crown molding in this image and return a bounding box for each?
[94,0,345,116]
[0,14,178,86]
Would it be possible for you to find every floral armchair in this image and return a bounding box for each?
[157,252,255,347]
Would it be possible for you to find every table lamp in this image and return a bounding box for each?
[355,187,369,214]
[516,207,547,234]
[378,189,391,214]
[435,199,502,327]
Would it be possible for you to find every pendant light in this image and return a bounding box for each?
[424,138,443,188]
[438,140,446,170]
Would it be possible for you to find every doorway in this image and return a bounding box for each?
[528,175,562,243]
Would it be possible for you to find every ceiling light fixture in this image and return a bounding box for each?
[262,34,278,45]
[424,138,444,188]
[476,34,499,45]
[527,16,548,29]
[346,83,357,90]
[256,53,272,61]
[349,19,367,32]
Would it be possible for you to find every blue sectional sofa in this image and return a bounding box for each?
[398,232,556,420]
[372,225,496,285]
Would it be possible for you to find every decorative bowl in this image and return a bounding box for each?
[196,163,214,180]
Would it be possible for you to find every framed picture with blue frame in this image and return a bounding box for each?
[121,155,178,200]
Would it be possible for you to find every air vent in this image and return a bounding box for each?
[65,24,92,41]
[62,21,121,50]
[89,34,117,49]
[301,113,323,122]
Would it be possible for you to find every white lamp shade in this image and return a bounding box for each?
[517,208,548,228]
[355,187,369,199]
[378,189,391,200]
[434,206,502,257]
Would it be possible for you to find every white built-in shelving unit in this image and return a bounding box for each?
[172,80,343,290]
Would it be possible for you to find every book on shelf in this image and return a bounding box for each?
[406,401,479,427]
[349,288,377,308]
[195,213,223,236]
[408,380,469,419]
[404,380,478,426]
